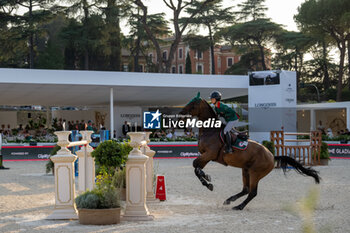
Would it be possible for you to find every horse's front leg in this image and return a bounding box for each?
[193,155,213,191]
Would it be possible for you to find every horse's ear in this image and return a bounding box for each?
[196,92,200,98]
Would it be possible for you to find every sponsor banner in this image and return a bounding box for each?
[2,146,54,160]
[2,143,200,160]
[328,144,350,157]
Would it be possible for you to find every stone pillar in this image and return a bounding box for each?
[310,109,316,131]
[47,131,78,220]
[76,131,95,192]
[143,132,158,203]
[123,132,154,221]
[346,107,350,130]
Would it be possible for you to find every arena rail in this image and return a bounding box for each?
[270,130,322,165]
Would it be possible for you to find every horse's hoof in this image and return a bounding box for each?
[204,174,211,182]
[223,200,230,205]
[207,183,214,191]
[232,205,244,210]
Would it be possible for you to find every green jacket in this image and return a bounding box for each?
[214,102,239,122]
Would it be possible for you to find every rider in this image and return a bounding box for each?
[210,91,239,153]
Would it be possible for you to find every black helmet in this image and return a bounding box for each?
[210,91,222,101]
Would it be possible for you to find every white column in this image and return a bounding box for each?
[142,132,158,203]
[47,131,78,220]
[110,88,114,139]
[346,107,350,130]
[76,130,95,192]
[310,109,316,131]
[123,132,154,221]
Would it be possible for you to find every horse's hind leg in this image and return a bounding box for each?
[232,172,260,210]
[223,168,249,205]
[193,156,213,191]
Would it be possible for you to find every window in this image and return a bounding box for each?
[227,57,233,67]
[178,64,183,74]
[197,50,203,59]
[138,64,143,72]
[196,63,203,74]
[162,50,167,60]
[178,48,183,59]
[172,66,176,73]
[217,57,221,68]
[148,53,153,61]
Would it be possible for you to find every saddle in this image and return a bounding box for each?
[219,129,249,151]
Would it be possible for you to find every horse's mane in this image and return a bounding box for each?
[200,99,218,119]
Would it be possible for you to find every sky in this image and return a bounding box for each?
[120,0,306,35]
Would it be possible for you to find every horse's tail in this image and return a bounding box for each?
[274,156,320,184]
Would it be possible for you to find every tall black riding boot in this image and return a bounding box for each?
[224,132,233,153]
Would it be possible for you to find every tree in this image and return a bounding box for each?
[220,18,282,70]
[274,30,315,92]
[185,51,192,74]
[124,10,169,72]
[14,0,53,68]
[182,0,233,74]
[295,0,350,101]
[236,0,267,21]
[133,0,215,73]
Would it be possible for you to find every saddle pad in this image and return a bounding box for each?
[232,137,248,150]
[219,131,249,151]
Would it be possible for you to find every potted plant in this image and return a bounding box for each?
[75,172,121,225]
[319,142,331,165]
[92,140,132,201]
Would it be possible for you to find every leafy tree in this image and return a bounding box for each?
[14,0,53,68]
[220,18,282,70]
[182,0,233,74]
[134,0,215,73]
[185,51,192,74]
[225,50,260,74]
[236,0,267,21]
[295,0,350,101]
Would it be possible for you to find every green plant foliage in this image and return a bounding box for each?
[91,140,131,170]
[46,145,61,174]
[76,171,120,209]
[320,142,330,160]
[262,140,275,154]
[112,168,126,189]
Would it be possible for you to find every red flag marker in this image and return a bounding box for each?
[155,175,166,201]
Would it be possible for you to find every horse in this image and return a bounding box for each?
[179,96,320,210]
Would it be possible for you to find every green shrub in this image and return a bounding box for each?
[91,140,132,171]
[46,145,61,174]
[262,140,275,155]
[112,168,126,189]
[76,172,120,209]
[320,142,330,160]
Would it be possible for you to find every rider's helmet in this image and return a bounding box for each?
[210,91,222,101]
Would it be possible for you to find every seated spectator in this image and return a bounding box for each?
[166,130,173,139]
[327,128,333,137]
[17,124,23,131]
[345,128,350,135]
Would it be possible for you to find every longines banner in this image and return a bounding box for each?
[2,143,201,160]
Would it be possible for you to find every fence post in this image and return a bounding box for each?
[47,131,78,220]
[123,132,154,221]
[143,132,158,203]
[76,130,95,192]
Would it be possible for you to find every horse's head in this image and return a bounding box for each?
[179,92,202,117]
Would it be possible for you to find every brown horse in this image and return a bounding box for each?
[179,97,320,210]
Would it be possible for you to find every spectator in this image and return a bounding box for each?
[166,130,173,139]
[317,120,326,135]
[87,120,94,131]
[345,128,350,135]
[327,128,333,137]
[7,124,12,136]
[68,121,73,130]
[18,124,23,131]
[122,121,130,137]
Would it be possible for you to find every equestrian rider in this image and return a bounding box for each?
[210,91,239,153]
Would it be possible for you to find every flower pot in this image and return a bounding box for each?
[78,208,121,225]
[319,159,329,166]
